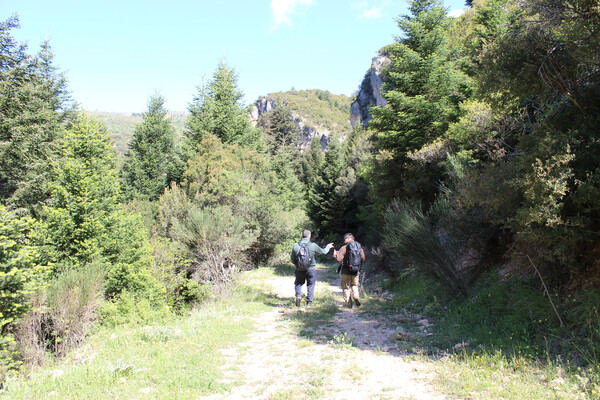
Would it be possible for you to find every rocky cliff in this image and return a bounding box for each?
[349,54,390,128]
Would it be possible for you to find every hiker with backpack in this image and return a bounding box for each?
[333,233,366,308]
[290,229,334,307]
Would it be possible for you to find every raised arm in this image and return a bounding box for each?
[334,245,346,262]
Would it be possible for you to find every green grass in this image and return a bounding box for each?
[267,364,331,400]
[6,262,597,399]
[386,269,600,399]
[433,350,593,399]
[1,279,271,399]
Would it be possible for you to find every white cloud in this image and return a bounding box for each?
[362,7,382,19]
[271,0,314,28]
[448,9,466,18]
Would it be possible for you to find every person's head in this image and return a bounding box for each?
[302,229,311,239]
[343,233,355,243]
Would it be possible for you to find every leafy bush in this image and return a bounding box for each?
[102,211,165,304]
[0,206,49,335]
[97,290,171,327]
[179,134,307,265]
[148,235,202,312]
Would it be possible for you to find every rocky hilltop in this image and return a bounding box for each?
[249,55,389,151]
[249,89,353,151]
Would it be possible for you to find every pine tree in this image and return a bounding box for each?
[308,137,347,237]
[0,17,75,210]
[41,113,120,264]
[368,0,472,205]
[40,113,163,300]
[258,104,300,152]
[299,136,325,193]
[185,61,264,151]
[122,94,178,201]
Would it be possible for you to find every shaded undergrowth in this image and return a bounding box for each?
[378,269,600,399]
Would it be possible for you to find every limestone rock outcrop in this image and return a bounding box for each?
[350,54,390,127]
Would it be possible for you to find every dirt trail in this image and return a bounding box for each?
[205,267,446,400]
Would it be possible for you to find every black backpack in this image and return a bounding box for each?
[346,241,363,273]
[296,241,312,270]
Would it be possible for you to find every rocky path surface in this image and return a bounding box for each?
[205,266,446,400]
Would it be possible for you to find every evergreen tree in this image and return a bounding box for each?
[39,113,163,300]
[41,113,121,265]
[0,205,49,337]
[0,16,75,210]
[308,137,347,237]
[367,0,473,205]
[257,104,300,152]
[122,94,178,201]
[269,149,306,212]
[186,61,264,151]
[299,136,325,193]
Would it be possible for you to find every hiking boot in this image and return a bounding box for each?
[354,298,361,307]
[306,301,312,308]
[296,297,301,307]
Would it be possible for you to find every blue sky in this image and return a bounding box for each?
[1,0,467,113]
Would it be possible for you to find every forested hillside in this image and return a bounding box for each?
[2,0,600,397]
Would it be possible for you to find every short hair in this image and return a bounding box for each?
[302,229,311,239]
[343,233,355,241]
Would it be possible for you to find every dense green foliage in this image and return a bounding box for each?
[365,0,600,288]
[368,0,473,206]
[38,114,164,302]
[0,206,49,373]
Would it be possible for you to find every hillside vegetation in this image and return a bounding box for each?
[91,112,187,159]
[256,89,353,138]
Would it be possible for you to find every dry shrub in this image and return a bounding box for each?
[16,263,104,364]
[16,291,48,365]
[172,205,257,291]
[382,199,469,296]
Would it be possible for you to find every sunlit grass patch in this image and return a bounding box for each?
[262,362,331,400]
[1,278,272,399]
[343,362,367,383]
[432,349,593,399]
[282,288,340,339]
